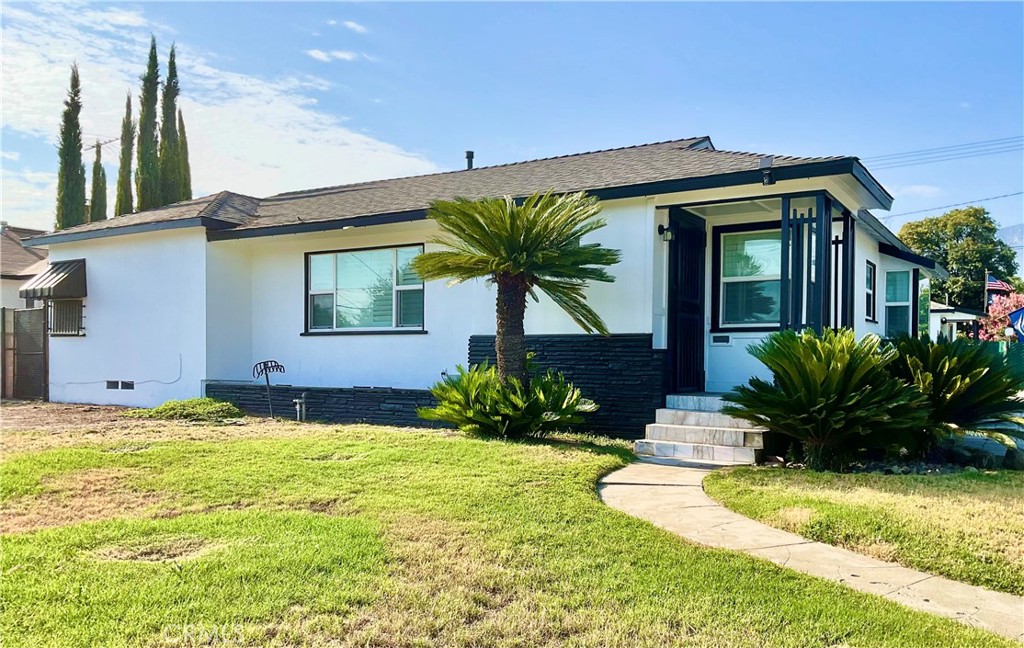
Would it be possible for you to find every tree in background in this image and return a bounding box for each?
[978,292,1024,342]
[899,206,1019,309]
[136,36,161,211]
[88,142,107,222]
[158,44,182,204]
[55,64,87,230]
[114,92,135,216]
[178,109,192,200]
[412,191,621,386]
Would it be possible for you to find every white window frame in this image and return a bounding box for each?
[865,260,877,322]
[307,245,424,332]
[884,270,911,338]
[719,228,782,329]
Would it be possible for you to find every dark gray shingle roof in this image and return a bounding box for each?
[29,136,855,243]
[1,227,47,277]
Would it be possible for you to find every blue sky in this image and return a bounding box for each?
[2,2,1022,248]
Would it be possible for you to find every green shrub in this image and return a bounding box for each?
[418,361,597,439]
[721,329,930,471]
[886,335,1024,442]
[125,397,244,422]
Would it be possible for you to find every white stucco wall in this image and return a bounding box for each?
[206,242,253,381]
[47,228,208,406]
[1,279,27,310]
[234,197,656,390]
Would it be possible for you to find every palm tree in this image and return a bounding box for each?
[412,191,621,386]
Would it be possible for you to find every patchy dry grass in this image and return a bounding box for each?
[704,467,1024,595]
[1,404,1013,647]
[2,468,165,533]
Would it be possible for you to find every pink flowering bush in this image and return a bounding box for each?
[979,293,1024,341]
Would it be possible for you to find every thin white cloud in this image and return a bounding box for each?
[1,151,21,161]
[893,184,943,199]
[342,21,368,34]
[304,48,332,62]
[1,4,436,230]
[326,19,338,26]
[304,49,360,62]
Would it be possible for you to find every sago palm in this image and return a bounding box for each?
[412,191,621,385]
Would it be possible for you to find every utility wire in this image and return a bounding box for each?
[862,136,1023,162]
[876,191,1024,220]
[871,145,1023,170]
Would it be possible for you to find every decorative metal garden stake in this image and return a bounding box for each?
[252,360,286,418]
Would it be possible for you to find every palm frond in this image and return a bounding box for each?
[410,190,621,334]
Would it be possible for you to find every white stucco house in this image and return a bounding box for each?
[23,136,944,449]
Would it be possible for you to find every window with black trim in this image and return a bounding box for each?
[307,245,424,332]
[718,229,781,327]
[865,260,877,321]
[49,299,84,336]
[884,270,911,338]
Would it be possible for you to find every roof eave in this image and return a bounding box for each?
[25,216,236,246]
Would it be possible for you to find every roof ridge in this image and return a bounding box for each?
[268,136,711,200]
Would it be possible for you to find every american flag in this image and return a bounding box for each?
[986,273,1012,292]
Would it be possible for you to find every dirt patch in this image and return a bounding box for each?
[93,535,219,562]
[773,506,816,530]
[0,401,331,455]
[2,468,165,534]
[852,539,899,562]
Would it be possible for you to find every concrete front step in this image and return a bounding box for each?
[635,439,759,465]
[655,408,754,429]
[645,423,764,449]
[665,393,726,412]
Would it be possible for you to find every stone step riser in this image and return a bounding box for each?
[654,409,754,429]
[634,439,759,465]
[665,394,725,412]
[645,424,764,449]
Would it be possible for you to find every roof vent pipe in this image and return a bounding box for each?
[465,150,474,170]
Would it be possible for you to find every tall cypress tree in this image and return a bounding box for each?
[88,142,107,222]
[136,36,161,211]
[178,109,192,200]
[55,64,87,230]
[114,92,135,216]
[158,44,181,205]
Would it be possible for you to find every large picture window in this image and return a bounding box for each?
[884,270,911,338]
[719,229,781,327]
[307,245,424,332]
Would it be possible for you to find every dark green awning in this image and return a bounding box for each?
[19,259,87,299]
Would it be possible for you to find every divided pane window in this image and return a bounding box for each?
[307,245,424,331]
[884,270,911,338]
[720,230,781,326]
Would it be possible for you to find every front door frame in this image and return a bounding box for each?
[666,208,706,393]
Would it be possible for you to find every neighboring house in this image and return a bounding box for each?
[1,223,47,309]
[929,301,983,340]
[24,136,944,443]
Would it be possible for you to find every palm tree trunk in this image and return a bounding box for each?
[495,273,529,386]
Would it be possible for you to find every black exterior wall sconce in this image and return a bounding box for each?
[760,155,775,185]
[658,223,675,242]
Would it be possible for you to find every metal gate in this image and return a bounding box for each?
[0,307,47,401]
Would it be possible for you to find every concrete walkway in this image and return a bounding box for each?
[598,459,1024,642]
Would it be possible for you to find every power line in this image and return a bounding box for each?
[871,145,1023,170]
[862,136,1023,162]
[877,191,1024,220]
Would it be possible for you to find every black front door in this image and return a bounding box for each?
[667,209,706,392]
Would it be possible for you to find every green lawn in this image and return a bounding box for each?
[1,422,1014,647]
[704,467,1024,596]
